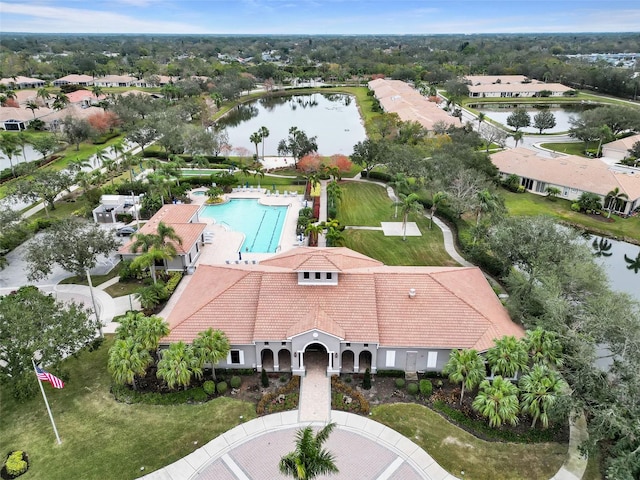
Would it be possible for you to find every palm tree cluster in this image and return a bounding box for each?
[443,328,568,429]
[108,311,230,392]
[130,221,183,285]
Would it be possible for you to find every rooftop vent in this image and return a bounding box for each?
[409,288,416,298]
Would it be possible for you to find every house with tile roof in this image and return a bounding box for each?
[117,204,209,273]
[368,78,461,131]
[463,75,571,98]
[0,76,45,89]
[162,247,524,377]
[602,133,640,161]
[53,74,94,87]
[491,147,640,215]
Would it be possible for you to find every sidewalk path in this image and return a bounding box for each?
[141,410,458,480]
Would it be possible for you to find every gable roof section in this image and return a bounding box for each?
[162,248,523,350]
[260,247,383,271]
[491,147,640,200]
[603,133,640,153]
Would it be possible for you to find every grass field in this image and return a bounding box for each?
[0,337,256,480]
[502,189,640,242]
[539,142,588,157]
[337,181,459,266]
[373,403,566,480]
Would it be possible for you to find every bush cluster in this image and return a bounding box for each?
[230,376,242,389]
[419,379,433,397]
[407,382,419,395]
[331,376,370,414]
[375,369,405,378]
[256,376,300,415]
[203,380,216,395]
[216,381,228,394]
[394,378,406,388]
[4,451,28,477]
[165,272,183,295]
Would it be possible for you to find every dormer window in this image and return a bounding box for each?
[326,273,332,280]
[315,272,321,280]
[298,271,338,286]
[303,272,310,279]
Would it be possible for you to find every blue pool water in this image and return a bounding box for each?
[192,190,206,196]
[200,199,287,253]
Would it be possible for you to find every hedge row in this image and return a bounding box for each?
[256,376,300,415]
[331,376,370,414]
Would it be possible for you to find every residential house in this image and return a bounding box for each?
[368,78,461,131]
[464,75,571,98]
[118,204,208,273]
[162,247,524,376]
[602,134,640,161]
[0,76,45,89]
[94,75,135,88]
[93,194,143,224]
[491,147,640,215]
[53,74,94,87]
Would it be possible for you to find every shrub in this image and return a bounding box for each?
[261,368,269,388]
[363,368,371,390]
[203,380,216,395]
[118,260,136,281]
[407,382,419,395]
[115,213,133,223]
[4,451,28,477]
[571,203,581,212]
[395,378,406,388]
[216,381,228,394]
[517,185,525,193]
[367,171,393,182]
[165,272,183,295]
[330,376,370,414]
[419,379,433,397]
[192,387,208,402]
[257,376,300,415]
[230,376,242,389]
[376,369,405,378]
[279,375,288,383]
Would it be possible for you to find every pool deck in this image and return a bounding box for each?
[189,188,306,266]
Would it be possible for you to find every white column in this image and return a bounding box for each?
[328,352,333,370]
[354,353,360,373]
[298,351,304,369]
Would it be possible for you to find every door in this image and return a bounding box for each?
[405,351,417,372]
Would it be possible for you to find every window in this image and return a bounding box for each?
[264,342,269,345]
[427,352,438,369]
[315,272,321,280]
[346,343,351,347]
[326,272,332,280]
[228,350,244,365]
[364,343,369,347]
[303,272,310,279]
[385,351,396,367]
[281,342,287,346]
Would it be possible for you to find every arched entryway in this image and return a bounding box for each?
[341,350,354,373]
[304,343,328,373]
[359,350,372,372]
[278,349,291,372]
[261,349,274,371]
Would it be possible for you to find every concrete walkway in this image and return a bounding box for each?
[298,355,331,423]
[142,409,458,480]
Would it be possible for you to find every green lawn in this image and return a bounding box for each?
[539,142,588,157]
[59,267,120,287]
[373,403,566,480]
[0,337,256,480]
[337,182,459,266]
[502,189,640,242]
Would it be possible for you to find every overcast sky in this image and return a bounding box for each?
[1,0,639,35]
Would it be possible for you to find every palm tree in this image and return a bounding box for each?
[429,191,447,229]
[520,365,567,429]
[68,157,92,173]
[25,100,40,118]
[115,311,147,340]
[102,158,118,185]
[0,89,16,106]
[394,193,422,241]
[192,328,230,380]
[137,315,170,357]
[279,423,339,480]
[605,187,629,218]
[206,186,224,203]
[545,186,561,200]
[91,85,103,99]
[591,237,613,258]
[443,349,486,405]
[472,376,520,428]
[322,218,344,247]
[253,165,265,188]
[474,189,500,228]
[486,335,529,378]
[156,341,202,390]
[477,112,486,130]
[624,252,640,273]
[259,126,270,160]
[52,93,69,111]
[94,148,109,167]
[36,87,51,106]
[250,131,262,160]
[157,221,183,249]
[512,131,523,147]
[524,328,563,367]
[130,233,162,281]
[108,338,152,391]
[326,180,342,209]
[0,135,19,177]
[305,223,324,247]
[132,245,176,284]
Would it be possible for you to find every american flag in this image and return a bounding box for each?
[36,366,65,389]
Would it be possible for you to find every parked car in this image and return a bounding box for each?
[116,226,137,237]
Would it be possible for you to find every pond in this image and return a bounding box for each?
[469,103,600,134]
[0,144,41,172]
[588,234,640,301]
[215,93,366,156]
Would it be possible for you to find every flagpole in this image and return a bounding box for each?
[32,359,62,445]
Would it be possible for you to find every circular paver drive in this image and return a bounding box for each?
[195,426,425,480]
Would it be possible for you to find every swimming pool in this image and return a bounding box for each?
[200,199,288,253]
[192,190,206,196]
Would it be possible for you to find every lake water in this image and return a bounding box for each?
[0,144,41,171]
[215,93,366,156]
[588,235,640,301]
[469,103,599,134]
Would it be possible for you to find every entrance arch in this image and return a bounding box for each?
[341,350,354,373]
[278,349,291,372]
[359,350,372,372]
[261,349,274,371]
[304,342,328,372]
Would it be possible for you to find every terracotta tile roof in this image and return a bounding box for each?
[603,133,640,153]
[55,74,94,83]
[260,247,383,271]
[464,75,534,85]
[368,78,460,130]
[491,147,640,201]
[162,248,523,351]
[118,204,205,254]
[468,83,570,94]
